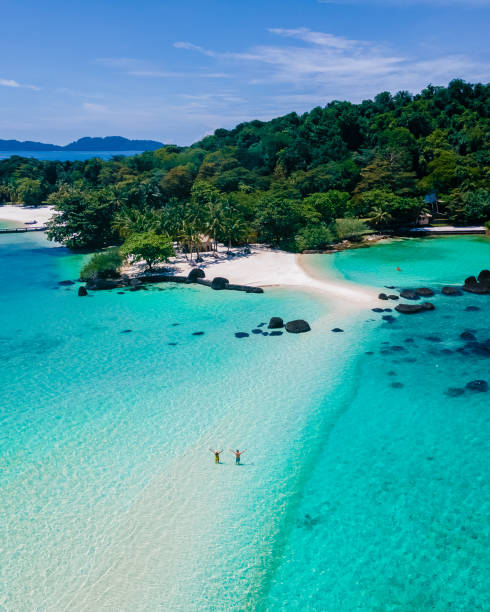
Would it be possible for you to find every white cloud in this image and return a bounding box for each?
[96,57,227,79]
[0,78,40,90]
[174,28,488,98]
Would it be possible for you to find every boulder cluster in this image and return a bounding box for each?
[79,268,264,295]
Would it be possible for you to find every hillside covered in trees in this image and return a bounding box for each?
[0,79,488,253]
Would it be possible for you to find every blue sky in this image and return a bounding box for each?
[1,0,488,145]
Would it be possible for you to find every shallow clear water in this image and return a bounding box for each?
[266,236,490,611]
[1,233,488,611]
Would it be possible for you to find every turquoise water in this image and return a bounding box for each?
[1,233,488,610]
[266,236,490,610]
[0,150,144,162]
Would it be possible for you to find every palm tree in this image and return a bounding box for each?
[369,205,392,228]
[206,200,224,252]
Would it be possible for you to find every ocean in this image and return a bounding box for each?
[0,151,145,162]
[0,232,488,610]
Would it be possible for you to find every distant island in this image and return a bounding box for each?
[0,136,164,152]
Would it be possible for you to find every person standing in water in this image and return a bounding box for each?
[210,449,223,464]
[229,448,246,465]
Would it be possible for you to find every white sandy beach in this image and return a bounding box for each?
[0,204,55,227]
[0,206,378,305]
[125,244,379,306]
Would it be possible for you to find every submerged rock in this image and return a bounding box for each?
[285,319,311,334]
[400,289,419,300]
[121,329,132,333]
[372,308,384,313]
[269,331,283,336]
[382,315,395,323]
[59,279,75,286]
[268,317,284,329]
[251,329,263,335]
[465,306,480,312]
[378,293,389,300]
[415,287,434,297]
[192,331,205,336]
[445,387,465,397]
[461,330,477,341]
[388,295,399,300]
[78,286,88,297]
[391,382,404,388]
[331,328,344,332]
[442,286,462,296]
[422,302,435,311]
[235,332,249,338]
[465,380,488,392]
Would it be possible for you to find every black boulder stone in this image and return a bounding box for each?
[442,286,462,296]
[262,332,269,336]
[460,331,477,341]
[383,308,393,312]
[121,329,132,333]
[251,329,263,334]
[285,319,311,333]
[382,315,395,323]
[78,286,88,297]
[400,289,419,300]
[268,317,284,329]
[378,293,389,300]
[187,268,205,282]
[235,332,249,338]
[445,387,465,397]
[211,277,229,290]
[331,328,344,332]
[117,291,125,295]
[465,380,488,392]
[388,295,399,300]
[192,331,205,336]
[257,322,266,327]
[385,286,396,289]
[422,302,435,311]
[372,308,384,313]
[269,331,283,336]
[465,306,480,312]
[168,342,178,346]
[395,304,423,314]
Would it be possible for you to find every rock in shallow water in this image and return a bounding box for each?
[269,331,283,336]
[395,302,435,314]
[465,306,480,312]
[285,319,311,334]
[461,330,477,341]
[331,328,344,332]
[251,329,263,335]
[78,286,88,297]
[466,380,488,392]
[400,289,420,300]
[192,331,205,336]
[442,286,462,296]
[235,332,249,338]
[268,317,284,329]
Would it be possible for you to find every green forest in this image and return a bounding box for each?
[0,79,489,255]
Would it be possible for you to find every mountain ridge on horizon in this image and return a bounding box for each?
[0,136,164,152]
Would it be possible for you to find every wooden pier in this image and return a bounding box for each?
[0,226,46,234]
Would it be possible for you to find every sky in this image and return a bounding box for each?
[0,0,489,145]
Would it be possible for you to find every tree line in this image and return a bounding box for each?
[0,79,488,255]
